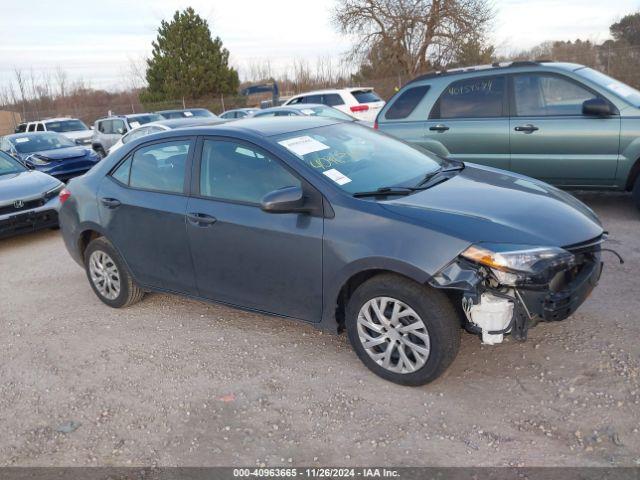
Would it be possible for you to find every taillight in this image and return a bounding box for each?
[350,105,370,113]
[59,188,71,204]
[374,120,379,130]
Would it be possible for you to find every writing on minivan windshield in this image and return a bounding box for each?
[275,123,442,194]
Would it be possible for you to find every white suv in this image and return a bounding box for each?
[25,117,93,145]
[282,88,385,122]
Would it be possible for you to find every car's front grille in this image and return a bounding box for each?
[0,198,45,216]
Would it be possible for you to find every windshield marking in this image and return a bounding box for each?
[323,168,352,185]
[278,136,331,156]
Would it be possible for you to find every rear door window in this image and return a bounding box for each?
[385,85,430,120]
[352,90,382,104]
[431,76,506,119]
[323,94,345,107]
[305,95,323,104]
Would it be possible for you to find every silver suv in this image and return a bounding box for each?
[92,113,163,157]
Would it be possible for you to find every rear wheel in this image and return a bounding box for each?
[345,274,460,386]
[632,175,640,210]
[84,237,144,308]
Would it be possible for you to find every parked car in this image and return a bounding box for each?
[59,117,605,386]
[219,108,259,119]
[24,117,93,145]
[108,117,227,155]
[156,108,216,119]
[92,113,164,157]
[0,150,63,238]
[253,103,373,126]
[282,88,385,122]
[1,132,101,181]
[376,61,640,209]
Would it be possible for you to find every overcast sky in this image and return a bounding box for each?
[0,0,638,91]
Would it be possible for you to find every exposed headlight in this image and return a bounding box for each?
[44,183,64,201]
[460,243,575,276]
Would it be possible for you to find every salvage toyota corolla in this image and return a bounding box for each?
[58,117,605,385]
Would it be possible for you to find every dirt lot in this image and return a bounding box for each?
[0,192,639,467]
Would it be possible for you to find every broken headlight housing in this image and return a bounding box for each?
[460,243,576,285]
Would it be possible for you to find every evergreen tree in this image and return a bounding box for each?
[142,7,239,101]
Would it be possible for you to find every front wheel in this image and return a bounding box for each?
[346,274,460,386]
[84,237,144,308]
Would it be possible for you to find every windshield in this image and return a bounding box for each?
[188,109,215,118]
[12,133,76,154]
[274,123,442,194]
[0,151,26,175]
[576,67,640,106]
[300,106,354,121]
[44,119,88,132]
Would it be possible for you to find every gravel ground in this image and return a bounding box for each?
[0,191,639,467]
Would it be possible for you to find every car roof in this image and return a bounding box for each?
[41,117,80,122]
[156,108,209,114]
[145,118,226,129]
[147,116,341,139]
[406,60,585,85]
[292,88,373,96]
[256,104,328,114]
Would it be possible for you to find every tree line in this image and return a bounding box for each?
[2,3,640,129]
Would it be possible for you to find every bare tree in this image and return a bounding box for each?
[333,0,494,76]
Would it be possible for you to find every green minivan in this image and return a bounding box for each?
[376,61,640,209]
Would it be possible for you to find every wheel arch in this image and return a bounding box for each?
[625,156,640,191]
[321,258,433,333]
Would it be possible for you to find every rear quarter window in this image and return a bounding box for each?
[385,85,430,120]
[352,90,383,104]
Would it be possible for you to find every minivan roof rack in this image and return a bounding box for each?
[407,60,554,85]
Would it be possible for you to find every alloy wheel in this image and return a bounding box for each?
[89,250,121,300]
[357,296,430,374]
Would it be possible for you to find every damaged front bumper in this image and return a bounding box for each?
[430,236,605,344]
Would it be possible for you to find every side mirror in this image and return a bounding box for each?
[261,186,307,214]
[583,98,613,116]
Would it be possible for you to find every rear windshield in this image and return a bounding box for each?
[352,90,383,104]
[45,119,88,132]
[385,85,430,120]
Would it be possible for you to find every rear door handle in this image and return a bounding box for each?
[187,212,217,226]
[514,124,539,133]
[429,124,450,132]
[100,197,121,208]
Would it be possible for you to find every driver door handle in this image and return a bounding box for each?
[187,212,217,227]
[429,124,450,132]
[100,197,121,209]
[514,124,539,133]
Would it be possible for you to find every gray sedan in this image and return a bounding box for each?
[0,151,63,238]
[59,117,605,385]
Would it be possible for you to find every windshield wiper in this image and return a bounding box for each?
[415,163,465,189]
[353,186,425,198]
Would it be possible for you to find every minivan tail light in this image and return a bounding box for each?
[374,120,379,130]
[59,188,71,204]
[350,105,370,113]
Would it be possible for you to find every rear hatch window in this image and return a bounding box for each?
[385,85,430,120]
[352,90,383,104]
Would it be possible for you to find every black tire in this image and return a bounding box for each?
[94,146,106,159]
[346,274,460,386]
[84,237,144,308]
[632,175,640,210]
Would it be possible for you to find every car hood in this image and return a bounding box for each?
[22,146,92,161]
[380,164,603,248]
[0,170,61,204]
[59,130,93,140]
